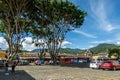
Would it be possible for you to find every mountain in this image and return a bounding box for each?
[89,43,118,54]
[60,48,85,54]
[31,43,119,55]
[31,48,84,54]
[31,49,47,53]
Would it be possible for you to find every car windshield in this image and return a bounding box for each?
[91,62,97,63]
[104,61,111,63]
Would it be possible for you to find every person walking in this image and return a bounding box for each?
[11,61,16,73]
[5,61,9,75]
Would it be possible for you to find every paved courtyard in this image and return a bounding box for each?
[0,64,120,80]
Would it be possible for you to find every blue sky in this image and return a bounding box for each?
[64,0,120,49]
[0,0,120,51]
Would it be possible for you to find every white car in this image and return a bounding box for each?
[90,60,102,69]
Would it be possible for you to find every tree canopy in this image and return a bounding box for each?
[0,0,34,60]
[27,0,87,62]
[0,0,87,62]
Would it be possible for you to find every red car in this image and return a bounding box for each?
[100,60,120,70]
[34,60,44,65]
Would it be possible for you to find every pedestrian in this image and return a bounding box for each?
[49,60,53,65]
[11,61,16,73]
[5,61,9,75]
[57,60,60,65]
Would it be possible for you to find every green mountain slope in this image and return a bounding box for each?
[60,48,85,54]
[31,43,119,55]
[31,48,84,54]
[89,43,118,54]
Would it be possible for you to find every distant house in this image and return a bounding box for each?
[92,53,108,60]
[109,53,118,59]
[0,53,6,59]
[0,50,6,59]
[84,49,93,57]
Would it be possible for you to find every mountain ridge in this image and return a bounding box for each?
[31,43,119,54]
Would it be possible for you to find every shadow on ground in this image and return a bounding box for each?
[60,63,90,68]
[0,70,35,80]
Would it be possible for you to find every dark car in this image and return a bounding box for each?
[100,60,120,70]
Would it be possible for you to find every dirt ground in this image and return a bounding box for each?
[0,64,120,80]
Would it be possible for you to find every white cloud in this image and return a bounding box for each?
[90,40,112,44]
[116,41,120,46]
[0,37,36,51]
[90,33,120,45]
[88,45,94,48]
[80,48,86,50]
[22,37,73,51]
[61,40,72,48]
[22,37,37,51]
[90,39,120,45]
[90,0,119,32]
[0,37,8,50]
[0,37,73,51]
[115,35,120,46]
[73,30,97,38]
[81,45,95,50]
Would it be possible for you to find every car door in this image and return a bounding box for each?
[117,61,120,69]
[113,61,120,69]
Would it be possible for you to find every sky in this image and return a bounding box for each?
[0,0,120,51]
[65,0,120,49]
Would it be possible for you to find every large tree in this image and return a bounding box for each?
[29,0,87,63]
[0,0,34,61]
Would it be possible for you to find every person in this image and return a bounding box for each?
[57,60,60,65]
[11,61,16,73]
[49,60,53,65]
[5,61,9,75]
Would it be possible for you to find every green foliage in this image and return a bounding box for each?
[90,43,118,54]
[0,0,34,61]
[108,48,120,58]
[31,48,85,55]
[26,0,87,36]
[0,0,87,62]
[59,48,85,54]
[26,0,87,62]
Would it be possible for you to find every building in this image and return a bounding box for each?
[0,50,6,59]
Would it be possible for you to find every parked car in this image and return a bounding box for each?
[90,60,103,69]
[22,60,29,65]
[34,60,44,65]
[78,59,88,63]
[100,60,120,70]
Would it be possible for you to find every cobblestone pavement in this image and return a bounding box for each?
[0,65,120,80]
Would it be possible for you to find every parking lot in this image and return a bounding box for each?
[0,63,120,80]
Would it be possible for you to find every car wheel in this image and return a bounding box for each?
[113,66,116,71]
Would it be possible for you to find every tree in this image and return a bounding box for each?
[45,0,86,63]
[33,39,46,60]
[29,0,87,63]
[0,0,34,61]
[108,48,120,58]
[26,0,53,60]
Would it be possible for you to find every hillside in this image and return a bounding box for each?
[31,43,119,55]
[60,48,85,54]
[31,48,84,54]
[89,43,118,54]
